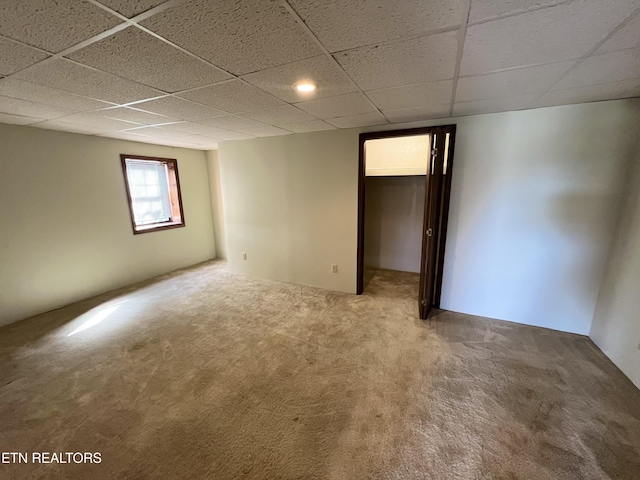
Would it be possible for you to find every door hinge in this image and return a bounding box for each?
[426,228,433,237]
[421,299,428,306]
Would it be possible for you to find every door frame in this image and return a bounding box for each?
[356,124,457,307]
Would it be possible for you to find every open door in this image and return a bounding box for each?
[419,129,446,319]
[357,124,456,319]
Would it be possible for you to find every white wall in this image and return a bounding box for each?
[0,123,215,326]
[590,135,640,389]
[218,98,640,334]
[440,100,640,334]
[364,176,425,273]
[206,149,227,259]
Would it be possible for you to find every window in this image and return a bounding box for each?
[120,154,185,234]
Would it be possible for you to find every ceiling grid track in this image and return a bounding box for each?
[449,0,473,117]
[467,0,572,27]
[328,25,461,57]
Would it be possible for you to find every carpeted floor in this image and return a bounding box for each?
[1,261,639,479]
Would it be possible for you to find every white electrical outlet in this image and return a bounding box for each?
[242,253,247,260]
[331,264,338,273]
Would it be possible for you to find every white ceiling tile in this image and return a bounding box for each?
[239,125,292,137]
[157,141,207,149]
[167,140,217,150]
[453,94,539,116]
[0,112,42,125]
[95,0,167,18]
[334,32,459,91]
[456,61,576,102]
[34,120,113,135]
[383,104,451,123]
[325,111,387,128]
[14,59,164,104]
[186,143,219,150]
[278,119,336,133]
[95,106,177,125]
[197,115,266,131]
[192,144,218,150]
[0,0,120,53]
[172,141,214,150]
[194,132,226,142]
[596,12,640,54]
[202,130,255,141]
[0,36,49,76]
[461,0,640,76]
[114,134,182,146]
[241,55,356,103]
[52,111,142,130]
[67,27,231,93]
[366,80,453,111]
[553,49,640,90]
[0,79,113,111]
[97,131,155,143]
[129,96,226,121]
[179,123,236,138]
[135,121,231,137]
[178,80,285,114]
[120,125,192,138]
[168,133,216,145]
[537,79,640,107]
[294,92,375,119]
[288,0,466,52]
[241,105,316,126]
[100,132,195,148]
[0,96,77,119]
[141,0,322,75]
[160,128,254,141]
[469,0,565,23]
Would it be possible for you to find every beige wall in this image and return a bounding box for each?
[206,149,227,259]
[219,129,357,293]
[0,123,215,326]
[218,98,640,335]
[590,135,640,389]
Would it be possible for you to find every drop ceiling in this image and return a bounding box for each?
[0,0,639,150]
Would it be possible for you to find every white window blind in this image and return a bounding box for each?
[125,159,172,226]
[365,135,431,176]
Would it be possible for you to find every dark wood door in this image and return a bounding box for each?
[419,129,446,319]
[357,125,457,315]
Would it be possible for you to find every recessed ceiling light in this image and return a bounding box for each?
[293,81,317,92]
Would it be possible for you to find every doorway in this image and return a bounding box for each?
[357,125,457,319]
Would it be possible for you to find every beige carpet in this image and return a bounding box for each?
[1,261,639,479]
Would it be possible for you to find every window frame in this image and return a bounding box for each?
[120,154,186,235]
